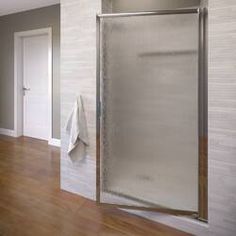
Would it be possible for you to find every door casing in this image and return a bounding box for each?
[14,28,53,142]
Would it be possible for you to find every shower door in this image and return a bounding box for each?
[97,9,205,216]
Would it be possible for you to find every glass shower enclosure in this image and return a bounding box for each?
[96,8,207,219]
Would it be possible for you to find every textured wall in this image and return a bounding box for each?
[61,0,236,235]
[0,5,60,138]
[208,1,236,235]
[60,0,101,199]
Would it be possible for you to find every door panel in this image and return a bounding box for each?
[98,12,200,213]
[23,34,49,140]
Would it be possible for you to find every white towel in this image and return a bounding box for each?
[66,95,89,162]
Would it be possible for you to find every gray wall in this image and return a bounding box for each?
[61,0,236,235]
[0,4,60,139]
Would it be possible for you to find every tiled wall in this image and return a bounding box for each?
[60,0,101,199]
[208,1,236,235]
[61,0,236,235]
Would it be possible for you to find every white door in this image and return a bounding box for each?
[23,34,50,141]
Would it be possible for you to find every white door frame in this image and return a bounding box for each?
[14,27,53,142]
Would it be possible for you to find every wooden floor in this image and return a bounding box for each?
[0,135,192,236]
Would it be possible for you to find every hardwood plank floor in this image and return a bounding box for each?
[0,135,192,236]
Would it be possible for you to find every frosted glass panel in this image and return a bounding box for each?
[99,13,199,212]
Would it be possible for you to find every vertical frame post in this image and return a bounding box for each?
[96,15,101,204]
[198,8,208,222]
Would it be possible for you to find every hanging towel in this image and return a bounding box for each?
[66,95,89,162]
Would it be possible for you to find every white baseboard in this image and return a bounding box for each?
[48,138,61,147]
[0,130,61,147]
[0,128,17,137]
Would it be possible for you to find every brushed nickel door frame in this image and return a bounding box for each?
[96,8,208,219]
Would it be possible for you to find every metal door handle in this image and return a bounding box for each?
[23,87,30,91]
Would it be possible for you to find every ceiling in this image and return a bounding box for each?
[0,0,59,16]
